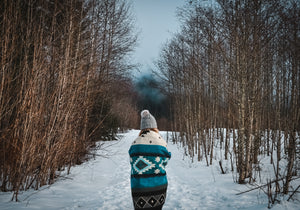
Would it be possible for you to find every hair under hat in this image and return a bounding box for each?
[140,110,157,130]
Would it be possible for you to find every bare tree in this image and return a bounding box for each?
[0,0,137,200]
[157,0,299,191]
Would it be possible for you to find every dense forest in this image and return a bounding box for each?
[157,0,299,194]
[0,0,299,204]
[0,0,139,200]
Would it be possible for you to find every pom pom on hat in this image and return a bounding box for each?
[141,110,150,117]
[140,110,157,130]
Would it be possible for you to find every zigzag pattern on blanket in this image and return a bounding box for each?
[131,155,169,175]
[132,189,166,209]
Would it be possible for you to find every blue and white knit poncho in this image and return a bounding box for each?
[129,130,171,210]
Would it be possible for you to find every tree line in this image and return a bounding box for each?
[0,0,138,200]
[157,0,299,194]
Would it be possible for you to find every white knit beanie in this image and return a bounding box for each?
[140,110,157,130]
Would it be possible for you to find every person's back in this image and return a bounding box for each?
[129,110,171,210]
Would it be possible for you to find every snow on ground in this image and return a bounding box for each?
[0,130,299,210]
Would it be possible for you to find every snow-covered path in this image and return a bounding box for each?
[0,130,299,210]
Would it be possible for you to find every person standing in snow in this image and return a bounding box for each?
[129,110,171,210]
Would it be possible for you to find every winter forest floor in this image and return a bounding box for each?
[0,130,299,210]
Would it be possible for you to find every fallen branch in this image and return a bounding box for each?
[287,184,300,201]
[236,176,300,195]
